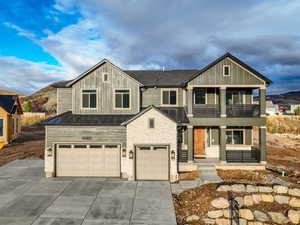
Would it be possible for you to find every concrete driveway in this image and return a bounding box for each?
[0,160,177,225]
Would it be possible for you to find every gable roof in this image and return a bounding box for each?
[121,105,188,125]
[184,52,272,85]
[0,95,22,114]
[66,59,142,87]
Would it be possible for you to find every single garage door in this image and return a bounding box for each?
[136,145,169,180]
[56,144,120,177]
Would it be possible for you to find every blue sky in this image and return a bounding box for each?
[0,0,300,94]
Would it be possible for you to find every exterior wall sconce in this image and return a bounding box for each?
[129,150,134,159]
[46,147,52,157]
[171,150,175,160]
[122,149,127,157]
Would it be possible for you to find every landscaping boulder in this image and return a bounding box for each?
[289,188,300,197]
[208,210,223,219]
[223,209,231,218]
[234,196,244,207]
[274,185,288,194]
[231,184,245,192]
[239,209,254,220]
[186,215,200,222]
[216,218,229,225]
[244,195,254,206]
[238,218,247,225]
[252,194,261,204]
[274,195,290,204]
[211,197,229,209]
[202,218,216,224]
[217,185,231,192]
[258,186,273,193]
[254,210,269,222]
[290,198,300,208]
[288,210,300,224]
[248,222,263,225]
[261,194,274,202]
[246,185,258,193]
[268,212,289,224]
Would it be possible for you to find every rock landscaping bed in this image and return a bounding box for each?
[173,184,300,224]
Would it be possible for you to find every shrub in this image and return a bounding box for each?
[294,107,300,115]
[23,101,32,112]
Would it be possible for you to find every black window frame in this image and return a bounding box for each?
[0,118,3,137]
[115,89,130,109]
[162,89,177,105]
[81,89,97,109]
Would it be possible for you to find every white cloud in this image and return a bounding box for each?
[3,22,36,39]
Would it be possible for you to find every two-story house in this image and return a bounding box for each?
[44,53,271,182]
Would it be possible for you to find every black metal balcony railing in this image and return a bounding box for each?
[192,104,220,118]
[226,104,260,117]
[226,149,260,163]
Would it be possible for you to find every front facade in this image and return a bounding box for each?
[0,95,23,145]
[44,53,271,182]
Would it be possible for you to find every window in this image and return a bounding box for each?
[115,90,130,109]
[226,129,244,145]
[223,65,230,76]
[149,118,155,128]
[58,145,72,148]
[90,145,103,148]
[74,145,87,148]
[82,90,97,108]
[102,73,109,82]
[162,90,177,105]
[0,118,3,137]
[226,90,245,105]
[194,88,206,104]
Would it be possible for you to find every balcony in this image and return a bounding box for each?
[226,104,260,117]
[226,148,261,163]
[192,104,220,118]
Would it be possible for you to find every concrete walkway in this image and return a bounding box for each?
[0,160,177,225]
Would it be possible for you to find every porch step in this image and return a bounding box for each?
[197,164,223,184]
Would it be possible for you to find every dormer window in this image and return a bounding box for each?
[223,65,230,76]
[102,72,109,82]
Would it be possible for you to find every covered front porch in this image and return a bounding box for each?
[178,125,266,164]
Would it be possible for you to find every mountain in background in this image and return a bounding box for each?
[266,90,300,105]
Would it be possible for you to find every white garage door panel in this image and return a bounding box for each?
[136,147,169,180]
[56,145,120,177]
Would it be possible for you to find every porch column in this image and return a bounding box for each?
[187,86,193,117]
[259,87,266,117]
[220,87,226,117]
[219,126,226,163]
[187,125,194,162]
[259,126,267,163]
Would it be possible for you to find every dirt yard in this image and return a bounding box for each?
[0,125,44,166]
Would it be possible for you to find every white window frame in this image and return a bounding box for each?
[161,88,178,106]
[194,88,207,105]
[102,72,109,83]
[148,118,155,129]
[0,118,3,137]
[81,88,98,110]
[225,128,245,145]
[227,90,246,105]
[114,88,131,110]
[223,65,231,76]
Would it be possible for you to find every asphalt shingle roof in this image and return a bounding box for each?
[0,95,17,113]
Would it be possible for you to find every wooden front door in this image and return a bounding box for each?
[194,128,205,156]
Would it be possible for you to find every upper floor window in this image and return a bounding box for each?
[226,90,245,105]
[115,89,130,109]
[226,129,244,145]
[223,65,230,76]
[194,88,206,104]
[0,118,3,137]
[82,89,97,109]
[102,72,109,82]
[162,89,177,105]
[149,118,155,128]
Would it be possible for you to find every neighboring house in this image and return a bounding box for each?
[266,100,278,115]
[44,53,272,182]
[0,95,23,145]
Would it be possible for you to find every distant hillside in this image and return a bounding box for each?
[0,89,26,97]
[266,90,300,105]
[19,81,67,113]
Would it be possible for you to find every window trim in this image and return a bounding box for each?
[161,88,178,106]
[102,72,109,83]
[225,128,245,145]
[80,88,98,110]
[0,118,3,138]
[193,88,207,105]
[223,65,231,76]
[113,88,131,110]
[148,118,155,129]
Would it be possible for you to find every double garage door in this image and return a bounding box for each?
[136,145,169,180]
[56,144,120,177]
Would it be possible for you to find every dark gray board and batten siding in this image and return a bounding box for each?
[188,58,265,86]
[46,126,127,148]
[72,62,140,115]
[57,88,72,115]
[141,88,184,107]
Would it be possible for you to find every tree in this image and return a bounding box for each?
[23,101,32,112]
[294,106,300,115]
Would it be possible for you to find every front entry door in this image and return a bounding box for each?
[194,128,205,156]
